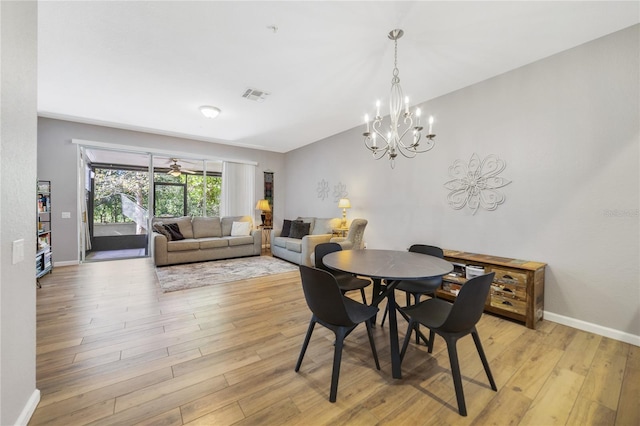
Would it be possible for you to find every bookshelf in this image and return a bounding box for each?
[37,180,52,284]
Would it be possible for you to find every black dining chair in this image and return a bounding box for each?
[295,265,380,402]
[381,245,444,343]
[399,272,497,416]
[315,242,371,304]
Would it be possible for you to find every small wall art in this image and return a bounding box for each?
[333,182,348,203]
[317,179,329,200]
[444,153,511,215]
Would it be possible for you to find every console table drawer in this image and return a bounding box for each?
[490,281,527,299]
[488,266,527,288]
[490,293,527,315]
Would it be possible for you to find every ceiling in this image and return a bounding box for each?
[38,1,639,154]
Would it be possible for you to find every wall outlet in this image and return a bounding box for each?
[61,212,71,219]
[363,242,367,249]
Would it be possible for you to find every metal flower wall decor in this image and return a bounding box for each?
[333,182,348,203]
[444,153,512,215]
[317,179,329,200]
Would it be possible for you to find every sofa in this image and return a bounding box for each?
[152,215,262,266]
[271,217,342,266]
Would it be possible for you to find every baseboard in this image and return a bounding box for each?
[15,389,40,426]
[53,260,79,267]
[544,311,640,346]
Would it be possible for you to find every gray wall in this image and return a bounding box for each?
[284,26,639,340]
[1,1,39,424]
[37,118,287,263]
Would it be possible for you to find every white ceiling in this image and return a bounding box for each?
[38,1,639,154]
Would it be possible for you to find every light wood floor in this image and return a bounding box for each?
[31,257,639,425]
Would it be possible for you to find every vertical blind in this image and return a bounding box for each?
[220,161,256,218]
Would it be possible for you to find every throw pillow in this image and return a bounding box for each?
[153,223,172,241]
[230,221,251,237]
[289,221,311,239]
[312,218,340,235]
[192,216,222,238]
[163,223,184,241]
[281,219,301,237]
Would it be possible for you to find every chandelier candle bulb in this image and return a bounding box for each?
[365,114,370,133]
[416,108,421,125]
[429,116,434,134]
[405,96,409,114]
[372,133,377,148]
[376,100,381,117]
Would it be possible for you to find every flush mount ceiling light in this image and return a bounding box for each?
[199,105,221,119]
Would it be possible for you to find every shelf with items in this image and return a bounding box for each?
[437,250,546,329]
[37,180,53,282]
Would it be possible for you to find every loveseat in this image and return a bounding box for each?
[152,215,262,266]
[270,217,342,266]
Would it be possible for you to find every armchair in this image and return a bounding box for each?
[330,218,367,250]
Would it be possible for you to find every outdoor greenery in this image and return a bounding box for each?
[93,168,222,227]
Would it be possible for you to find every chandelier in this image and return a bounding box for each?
[363,29,436,168]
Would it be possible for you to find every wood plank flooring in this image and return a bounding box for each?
[31,257,639,425]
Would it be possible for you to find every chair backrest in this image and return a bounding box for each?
[408,244,444,258]
[299,265,355,326]
[408,244,444,286]
[440,272,495,333]
[345,219,368,249]
[314,242,343,272]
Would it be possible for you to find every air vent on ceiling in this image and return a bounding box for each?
[242,88,269,102]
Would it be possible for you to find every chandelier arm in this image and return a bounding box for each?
[395,149,418,159]
[372,147,389,160]
[405,137,436,154]
[395,119,417,149]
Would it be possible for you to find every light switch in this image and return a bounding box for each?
[61,212,71,219]
[12,239,24,264]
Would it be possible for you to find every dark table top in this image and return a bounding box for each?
[323,249,453,281]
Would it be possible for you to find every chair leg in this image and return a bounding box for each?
[295,319,316,372]
[471,328,497,391]
[381,303,388,327]
[427,329,435,353]
[365,319,380,370]
[413,293,422,344]
[329,328,347,403]
[444,335,467,416]
[400,320,416,361]
[360,288,367,305]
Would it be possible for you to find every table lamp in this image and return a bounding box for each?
[338,198,351,228]
[255,199,271,226]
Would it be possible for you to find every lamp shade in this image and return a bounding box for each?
[255,199,271,212]
[338,198,351,209]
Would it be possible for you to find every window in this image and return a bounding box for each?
[153,171,222,217]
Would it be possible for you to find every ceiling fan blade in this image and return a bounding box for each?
[182,169,196,174]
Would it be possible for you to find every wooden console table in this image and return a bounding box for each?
[438,250,546,329]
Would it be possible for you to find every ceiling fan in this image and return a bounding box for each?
[167,158,196,177]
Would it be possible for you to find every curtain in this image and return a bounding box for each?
[221,162,256,217]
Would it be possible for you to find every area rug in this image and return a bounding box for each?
[155,256,299,292]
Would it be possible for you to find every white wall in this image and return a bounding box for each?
[37,118,287,263]
[0,1,39,424]
[283,26,639,341]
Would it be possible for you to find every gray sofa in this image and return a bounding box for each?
[152,215,261,266]
[271,217,342,266]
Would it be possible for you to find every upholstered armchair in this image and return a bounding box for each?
[330,218,367,250]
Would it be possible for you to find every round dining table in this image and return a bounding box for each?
[323,249,453,379]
